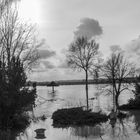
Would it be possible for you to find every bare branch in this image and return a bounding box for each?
[102,52,135,108]
[0,4,40,71]
[67,36,100,110]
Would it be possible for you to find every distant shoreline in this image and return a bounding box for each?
[28,77,138,86]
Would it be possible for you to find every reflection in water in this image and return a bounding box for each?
[110,119,128,139]
[130,111,140,135]
[104,114,133,140]
[69,114,136,140]
[16,86,140,140]
[70,125,104,139]
[47,90,57,99]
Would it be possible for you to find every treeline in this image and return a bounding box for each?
[28,77,140,86]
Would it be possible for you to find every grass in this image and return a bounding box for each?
[52,107,108,128]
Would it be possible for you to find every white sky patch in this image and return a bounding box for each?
[18,0,42,24]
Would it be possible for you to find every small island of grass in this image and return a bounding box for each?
[52,107,108,128]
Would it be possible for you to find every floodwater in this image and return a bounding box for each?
[17,85,140,140]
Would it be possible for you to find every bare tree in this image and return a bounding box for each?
[102,52,135,110]
[67,36,99,110]
[0,0,18,16]
[0,1,39,134]
[0,4,39,71]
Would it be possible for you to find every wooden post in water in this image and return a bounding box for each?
[47,81,59,93]
[52,85,54,93]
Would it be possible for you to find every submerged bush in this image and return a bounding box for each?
[52,107,108,127]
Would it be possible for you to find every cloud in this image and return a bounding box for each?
[29,67,85,82]
[38,49,56,59]
[110,45,122,52]
[42,61,55,69]
[29,69,62,81]
[124,36,140,69]
[58,61,69,69]
[126,36,140,55]
[32,60,56,72]
[36,39,46,49]
[74,18,103,40]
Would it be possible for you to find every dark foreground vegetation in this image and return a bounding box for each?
[119,83,140,110]
[0,57,37,139]
[119,102,140,110]
[0,1,38,139]
[52,107,108,128]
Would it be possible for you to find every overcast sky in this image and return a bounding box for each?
[18,0,140,81]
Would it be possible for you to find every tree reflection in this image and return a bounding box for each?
[69,112,132,140]
[106,113,130,140]
[70,125,104,139]
[130,111,140,135]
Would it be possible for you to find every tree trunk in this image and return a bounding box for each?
[85,70,89,110]
[115,94,119,110]
[112,86,116,111]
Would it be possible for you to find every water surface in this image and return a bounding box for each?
[17,85,140,140]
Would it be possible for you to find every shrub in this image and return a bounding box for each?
[0,57,37,133]
[52,107,108,128]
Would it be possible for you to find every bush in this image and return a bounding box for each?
[119,83,140,110]
[12,113,30,133]
[52,107,108,128]
[0,57,37,133]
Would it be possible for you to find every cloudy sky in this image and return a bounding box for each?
[18,0,140,81]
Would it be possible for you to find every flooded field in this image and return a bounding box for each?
[17,85,140,140]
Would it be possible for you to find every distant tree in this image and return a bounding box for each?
[67,36,99,110]
[102,52,135,110]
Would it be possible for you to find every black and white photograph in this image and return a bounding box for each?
[0,0,140,139]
